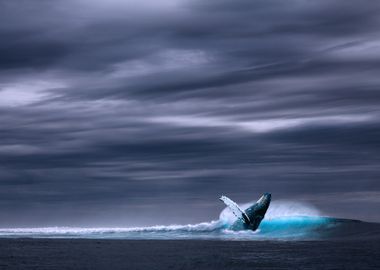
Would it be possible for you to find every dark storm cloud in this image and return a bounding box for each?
[0,0,380,226]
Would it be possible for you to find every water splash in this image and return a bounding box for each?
[219,200,321,225]
[0,201,338,240]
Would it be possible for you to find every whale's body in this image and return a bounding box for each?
[220,193,271,231]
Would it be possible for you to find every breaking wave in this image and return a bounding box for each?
[0,201,375,240]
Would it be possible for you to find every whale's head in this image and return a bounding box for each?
[255,193,271,215]
[243,193,272,230]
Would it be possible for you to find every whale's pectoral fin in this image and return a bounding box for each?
[219,195,251,225]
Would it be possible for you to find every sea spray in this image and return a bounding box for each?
[0,201,337,240]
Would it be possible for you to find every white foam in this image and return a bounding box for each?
[0,220,223,235]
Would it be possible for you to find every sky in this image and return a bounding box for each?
[0,0,380,226]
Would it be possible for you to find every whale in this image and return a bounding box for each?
[219,193,271,231]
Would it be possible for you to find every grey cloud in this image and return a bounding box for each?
[0,0,379,226]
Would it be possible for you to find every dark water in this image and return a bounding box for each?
[0,239,379,270]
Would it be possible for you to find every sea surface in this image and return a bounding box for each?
[1,201,379,269]
[1,239,379,269]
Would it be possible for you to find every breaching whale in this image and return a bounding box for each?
[219,193,271,231]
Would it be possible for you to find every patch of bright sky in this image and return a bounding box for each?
[0,80,65,107]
